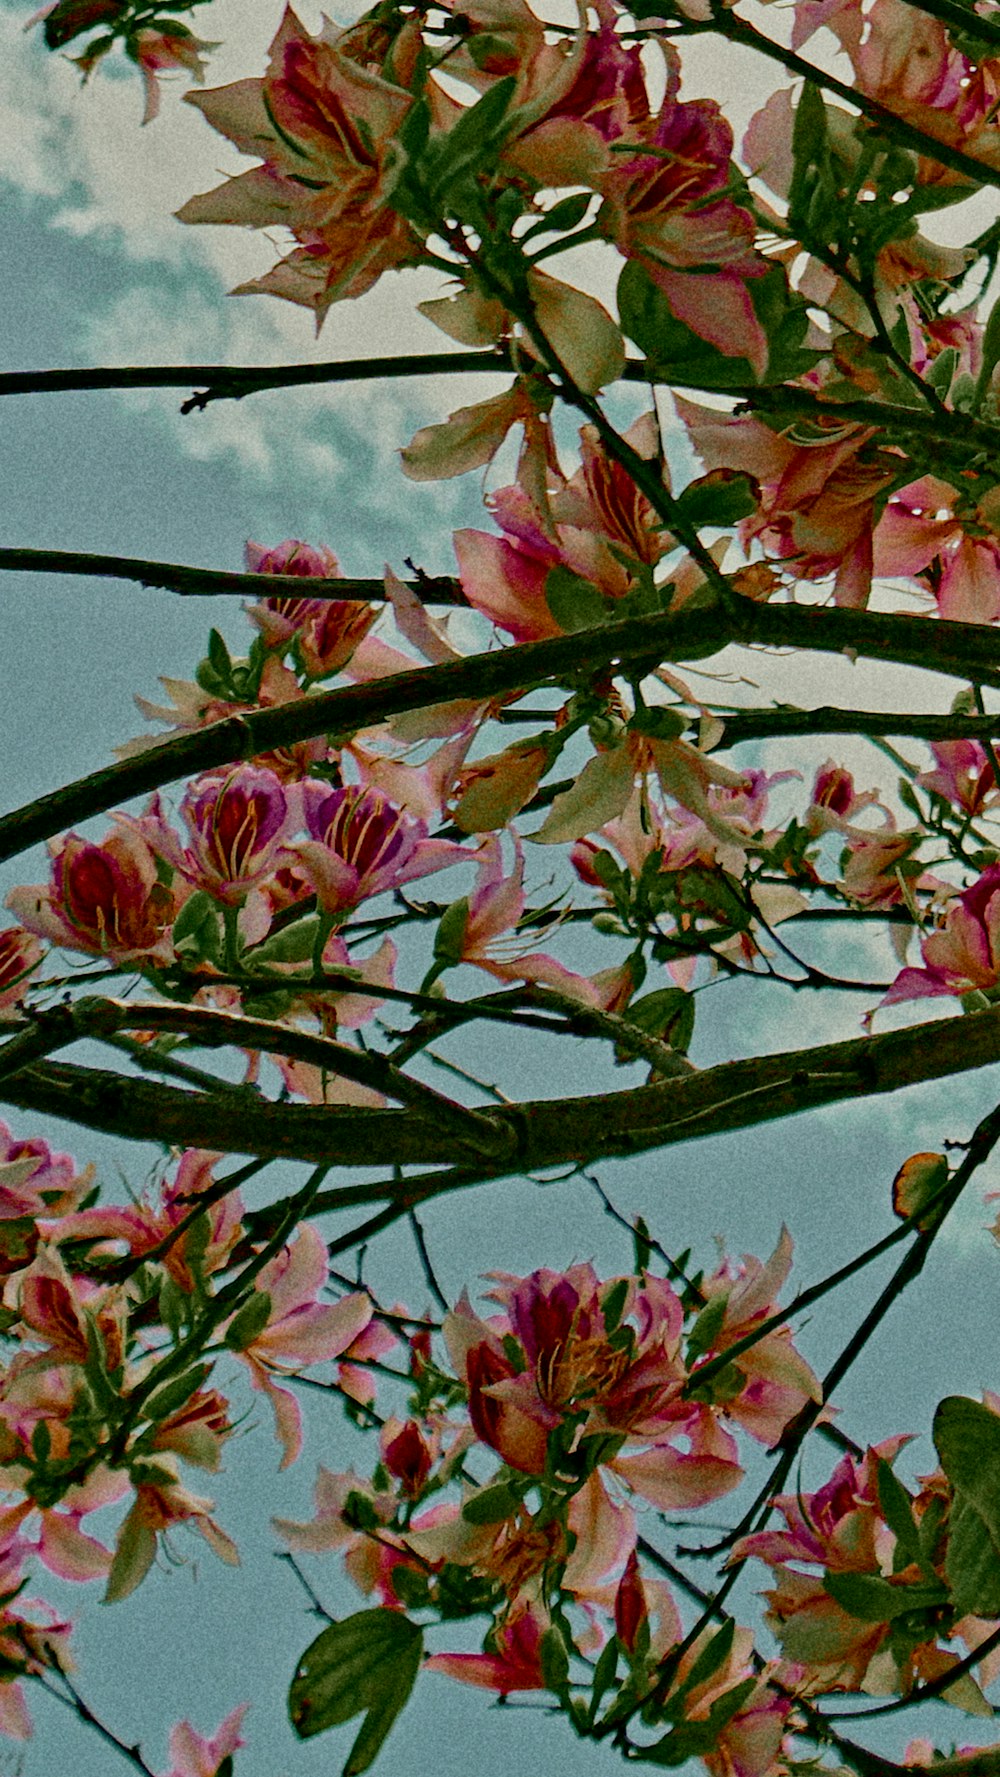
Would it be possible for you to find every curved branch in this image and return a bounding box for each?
[3,1001,1000,1176]
[0,998,512,1160]
[6,596,1000,863]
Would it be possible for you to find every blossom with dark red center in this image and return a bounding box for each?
[126,767,296,907]
[245,538,376,678]
[295,782,464,916]
[6,827,176,963]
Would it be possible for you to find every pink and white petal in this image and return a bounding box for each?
[612,1446,743,1510]
[531,746,634,843]
[565,1472,636,1592]
[0,1680,31,1740]
[37,1511,112,1582]
[165,1702,248,1777]
[258,1223,329,1320]
[241,1359,304,1470]
[254,1293,372,1366]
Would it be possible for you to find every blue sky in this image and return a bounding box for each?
[3,4,1000,1773]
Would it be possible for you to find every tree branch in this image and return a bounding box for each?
[4,1001,1000,1176]
[0,549,466,605]
[6,596,1000,863]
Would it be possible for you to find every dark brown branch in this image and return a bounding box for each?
[0,601,730,861]
[4,1001,1000,1176]
[7,594,1000,864]
[0,998,513,1160]
[0,348,516,404]
[707,707,1000,747]
[0,549,466,606]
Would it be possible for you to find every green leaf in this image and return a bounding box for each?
[623,987,695,1055]
[588,1635,619,1722]
[823,1570,946,1622]
[944,1496,1000,1619]
[662,1621,734,1721]
[790,82,827,201]
[602,1277,629,1335]
[289,1608,423,1776]
[172,890,223,966]
[633,1216,653,1276]
[223,1291,273,1352]
[674,472,757,530]
[248,915,327,968]
[461,1482,521,1524]
[973,292,1000,412]
[158,1274,189,1340]
[103,1506,157,1604]
[541,1625,570,1693]
[526,192,592,239]
[424,76,519,203]
[43,0,122,50]
[143,1363,212,1425]
[432,897,469,967]
[685,1292,727,1363]
[544,566,609,632]
[876,1459,931,1575]
[639,1677,757,1763]
[629,705,687,742]
[934,1397,1000,1615]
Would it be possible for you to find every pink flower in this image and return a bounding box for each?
[806,763,884,835]
[453,836,609,1003]
[226,1225,372,1467]
[105,1461,240,1601]
[244,539,376,678]
[917,741,998,817]
[130,655,331,782]
[840,827,920,909]
[694,1229,822,1446]
[445,1266,743,1517]
[677,397,899,609]
[6,826,176,963]
[733,1439,911,1689]
[51,1149,244,1295]
[177,7,426,323]
[600,96,769,374]
[130,24,216,125]
[0,1121,92,1223]
[0,1547,75,1740]
[295,782,464,916]
[454,414,669,643]
[424,1600,549,1694]
[131,767,297,907]
[14,1242,126,1372]
[884,864,1000,1003]
[158,1705,248,1777]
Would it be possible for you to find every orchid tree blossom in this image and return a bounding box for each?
[295,782,466,917]
[6,825,178,964]
[884,864,1000,1003]
[224,1224,373,1467]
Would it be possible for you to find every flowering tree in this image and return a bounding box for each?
[7,0,1000,1772]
